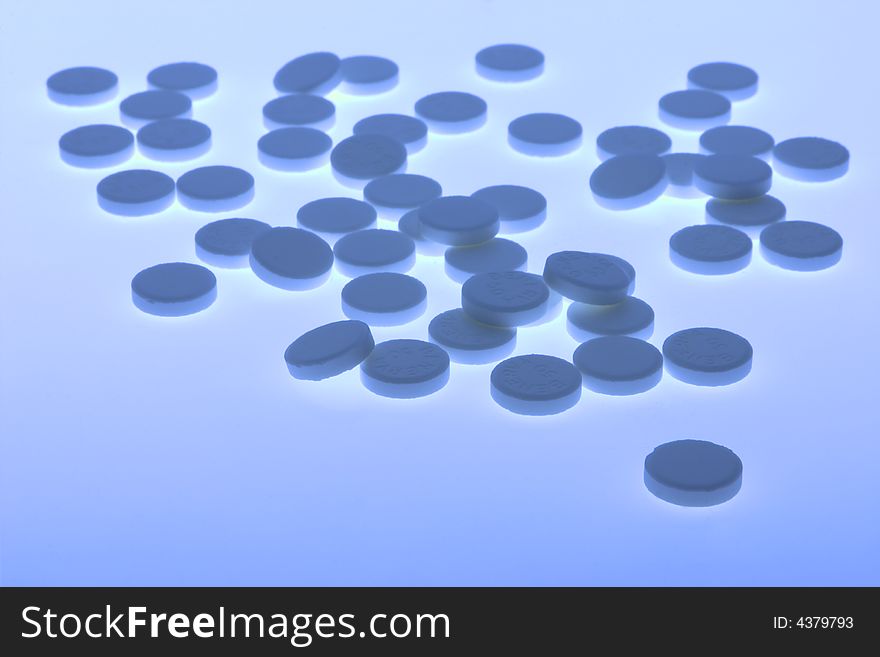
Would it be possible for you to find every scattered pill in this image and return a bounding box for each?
[705,195,786,235]
[177,165,254,212]
[297,197,377,238]
[662,153,706,198]
[444,238,528,283]
[772,137,849,182]
[669,224,752,275]
[418,196,499,246]
[462,271,552,327]
[285,320,375,381]
[262,94,335,131]
[543,251,634,304]
[257,127,333,171]
[596,126,671,160]
[428,308,516,364]
[644,439,743,506]
[137,118,211,161]
[97,169,175,216]
[415,91,488,133]
[360,339,450,399]
[59,124,134,168]
[274,52,342,94]
[120,90,192,128]
[341,272,427,326]
[249,227,333,290]
[759,220,842,271]
[131,262,216,316]
[490,354,582,415]
[398,210,446,256]
[47,66,117,105]
[508,112,582,156]
[658,89,731,130]
[573,336,663,395]
[330,134,407,187]
[471,185,547,233]
[700,125,774,159]
[475,44,544,81]
[693,154,772,200]
[333,229,416,277]
[353,114,428,154]
[663,327,752,386]
[589,154,667,210]
[363,173,442,219]
[194,217,272,268]
[687,62,757,101]
[566,296,654,342]
[147,62,217,99]
[339,55,398,94]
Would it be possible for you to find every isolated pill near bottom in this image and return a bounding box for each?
[644,439,743,507]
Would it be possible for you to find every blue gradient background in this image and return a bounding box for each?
[1,0,878,585]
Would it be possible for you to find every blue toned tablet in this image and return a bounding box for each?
[262,94,336,131]
[137,118,211,161]
[249,227,333,290]
[131,262,216,317]
[47,66,117,105]
[596,126,672,160]
[258,127,333,171]
[297,197,377,239]
[462,271,552,327]
[645,439,743,506]
[693,154,772,200]
[330,134,407,188]
[340,55,398,94]
[687,62,757,101]
[543,251,634,304]
[760,220,842,271]
[705,195,786,235]
[119,90,192,128]
[418,196,499,246]
[663,327,753,386]
[415,91,487,133]
[589,154,667,210]
[353,114,428,154]
[490,355,582,416]
[363,174,442,219]
[97,169,175,216]
[194,217,271,268]
[285,320,375,381]
[772,137,849,182]
[567,296,654,342]
[360,339,450,399]
[59,124,134,168]
[148,62,217,99]
[475,44,544,82]
[662,153,706,198]
[398,210,446,256]
[341,272,428,326]
[274,52,341,95]
[177,165,254,212]
[669,224,752,275]
[573,336,663,395]
[471,185,547,233]
[508,112,582,156]
[658,90,731,130]
[428,309,516,365]
[333,229,415,277]
[700,125,774,159]
[444,238,528,283]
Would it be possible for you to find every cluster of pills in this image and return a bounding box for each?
[48,50,848,508]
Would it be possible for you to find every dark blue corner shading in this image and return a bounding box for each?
[353,114,428,154]
[47,66,117,105]
[760,220,842,271]
[341,272,428,326]
[644,439,743,506]
[700,125,774,159]
[360,339,450,399]
[137,118,211,161]
[590,154,667,210]
[330,134,407,188]
[475,44,544,82]
[333,229,415,277]
[263,94,336,131]
[195,217,271,268]
[297,197,377,238]
[596,126,672,160]
[363,174,442,218]
[688,62,757,101]
[120,90,192,128]
[567,296,654,342]
[148,62,217,99]
[444,238,528,283]
[340,55,398,94]
[415,91,487,133]
[693,154,772,200]
[418,196,499,246]
[663,327,752,386]
[705,195,786,235]
[59,124,134,168]
[428,308,516,364]
[543,251,635,304]
[491,354,582,415]
[249,227,333,290]
[658,90,731,131]
[285,320,375,381]
[258,127,333,171]
[573,336,663,395]
[508,113,582,156]
[274,52,341,95]
[471,185,547,233]
[177,165,254,212]
[662,153,706,197]
[398,210,446,256]
[462,271,552,327]
[669,224,752,275]
[772,137,849,182]
[97,169,175,216]
[131,262,216,316]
